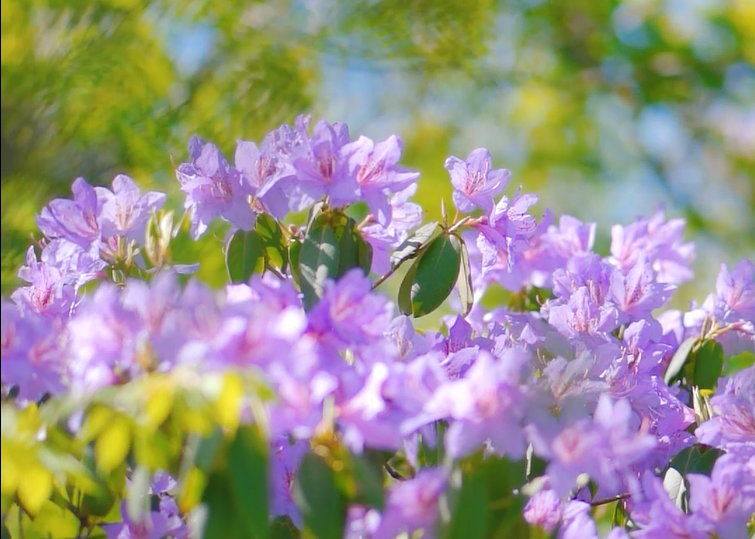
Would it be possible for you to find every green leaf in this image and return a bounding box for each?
[298,214,340,310]
[692,339,724,391]
[723,350,755,376]
[201,471,243,539]
[390,221,439,269]
[227,425,270,539]
[442,468,488,539]
[669,444,724,477]
[410,233,461,317]
[333,214,370,278]
[228,426,270,538]
[257,214,289,272]
[724,350,755,375]
[398,258,419,315]
[351,453,385,511]
[226,229,266,283]
[455,235,474,317]
[289,239,303,288]
[664,336,698,385]
[355,229,373,276]
[293,453,348,539]
[270,516,301,539]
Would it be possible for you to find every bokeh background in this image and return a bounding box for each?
[2,0,754,307]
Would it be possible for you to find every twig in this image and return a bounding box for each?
[384,462,408,481]
[590,493,630,507]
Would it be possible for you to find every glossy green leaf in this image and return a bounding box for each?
[227,425,270,539]
[410,233,461,317]
[390,221,439,270]
[351,453,385,511]
[257,214,289,272]
[669,444,724,477]
[289,239,303,288]
[692,339,724,391]
[333,214,371,277]
[442,468,488,539]
[293,453,348,539]
[398,258,419,315]
[201,471,243,539]
[455,235,474,317]
[664,336,698,385]
[226,229,266,284]
[298,214,340,310]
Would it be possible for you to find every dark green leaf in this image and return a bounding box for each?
[270,516,301,539]
[455,235,474,317]
[669,444,724,477]
[289,239,303,288]
[228,425,270,539]
[398,258,419,316]
[293,453,348,539]
[411,233,461,317]
[442,468,488,539]
[693,340,724,391]
[256,214,288,272]
[351,453,385,511]
[201,471,243,539]
[226,229,266,283]
[298,214,340,311]
[664,336,698,385]
[390,221,439,270]
[356,229,373,276]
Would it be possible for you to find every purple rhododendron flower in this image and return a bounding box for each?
[445,148,509,214]
[270,436,310,528]
[695,365,755,457]
[523,488,562,533]
[12,246,76,318]
[37,177,102,248]
[235,139,295,219]
[308,269,393,350]
[95,174,166,241]
[292,119,357,209]
[609,255,675,322]
[415,350,529,459]
[101,499,186,539]
[176,136,255,238]
[1,301,68,401]
[686,453,755,539]
[343,135,419,226]
[373,467,447,539]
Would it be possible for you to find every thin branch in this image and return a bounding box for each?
[590,493,630,507]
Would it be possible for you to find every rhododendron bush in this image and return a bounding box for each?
[2,115,754,539]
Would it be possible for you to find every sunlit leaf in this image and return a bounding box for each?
[293,453,348,539]
[226,229,266,283]
[455,235,474,317]
[16,465,53,517]
[95,415,132,474]
[227,425,270,538]
[390,221,439,270]
[410,233,461,317]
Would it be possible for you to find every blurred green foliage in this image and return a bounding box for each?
[2,0,754,299]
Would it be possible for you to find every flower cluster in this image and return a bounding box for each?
[2,114,753,539]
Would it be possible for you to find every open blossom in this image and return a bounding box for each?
[343,135,419,226]
[176,136,255,239]
[101,499,187,539]
[412,350,530,459]
[373,468,447,539]
[95,174,165,241]
[609,255,675,322]
[235,139,296,219]
[37,177,102,247]
[292,119,357,209]
[12,246,76,318]
[445,148,509,214]
[307,269,393,350]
